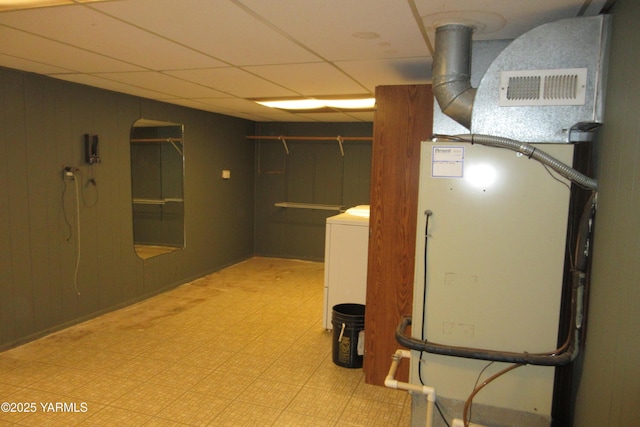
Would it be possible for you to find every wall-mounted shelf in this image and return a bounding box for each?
[130,138,183,143]
[133,198,184,205]
[131,137,184,156]
[274,202,344,211]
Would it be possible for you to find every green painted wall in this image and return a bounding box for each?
[0,67,255,349]
[573,1,640,425]
[253,122,373,261]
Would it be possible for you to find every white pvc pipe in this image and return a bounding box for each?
[452,419,486,427]
[385,349,436,427]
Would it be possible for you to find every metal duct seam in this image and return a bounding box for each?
[432,24,476,129]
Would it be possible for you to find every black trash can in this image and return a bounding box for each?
[332,303,365,368]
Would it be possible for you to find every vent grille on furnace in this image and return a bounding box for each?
[499,68,587,107]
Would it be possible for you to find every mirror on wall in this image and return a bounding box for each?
[130,119,185,259]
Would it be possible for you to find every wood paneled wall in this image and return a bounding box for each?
[364,85,433,385]
[0,67,255,349]
[253,122,373,261]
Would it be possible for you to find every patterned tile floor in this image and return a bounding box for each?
[0,257,410,426]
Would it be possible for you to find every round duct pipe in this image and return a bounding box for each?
[432,24,476,129]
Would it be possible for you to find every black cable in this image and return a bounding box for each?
[61,178,73,241]
[77,169,99,208]
[418,210,431,385]
[419,210,451,427]
[435,401,451,427]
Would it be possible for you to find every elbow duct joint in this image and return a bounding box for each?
[432,24,476,129]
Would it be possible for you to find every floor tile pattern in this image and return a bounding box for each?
[0,257,410,426]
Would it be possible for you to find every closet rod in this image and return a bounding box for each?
[131,138,183,143]
[246,135,372,141]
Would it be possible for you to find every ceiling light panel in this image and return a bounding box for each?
[256,98,375,110]
[0,0,110,7]
[323,98,375,109]
[0,0,73,12]
[257,99,326,110]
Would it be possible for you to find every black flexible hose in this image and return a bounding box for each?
[396,193,596,367]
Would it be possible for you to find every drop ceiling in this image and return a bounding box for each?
[0,0,609,122]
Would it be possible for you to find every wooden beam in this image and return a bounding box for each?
[364,85,433,386]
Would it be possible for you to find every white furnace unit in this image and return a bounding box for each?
[389,14,608,427]
[323,205,369,330]
[411,140,573,415]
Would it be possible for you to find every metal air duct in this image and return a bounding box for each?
[432,15,612,143]
[432,24,475,130]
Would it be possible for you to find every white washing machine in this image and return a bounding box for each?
[323,205,370,330]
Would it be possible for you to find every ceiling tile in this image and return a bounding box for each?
[414,0,609,41]
[336,57,432,91]
[0,5,225,70]
[158,99,270,120]
[0,26,143,73]
[342,111,375,122]
[165,67,298,98]
[245,62,370,96]
[157,98,215,111]
[249,111,313,122]
[0,1,76,12]
[91,0,322,66]
[195,97,278,114]
[51,73,176,100]
[190,97,299,121]
[92,72,228,98]
[226,111,278,121]
[293,112,370,122]
[0,0,609,122]
[239,0,428,61]
[0,53,72,75]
